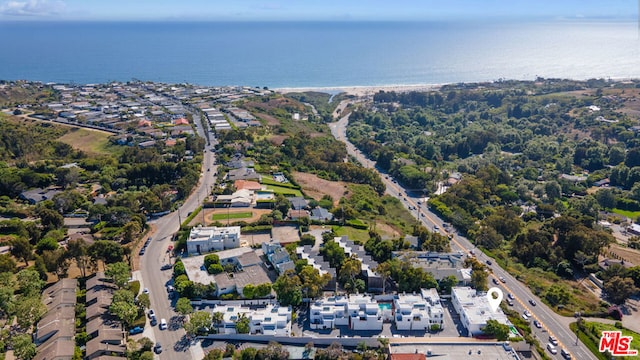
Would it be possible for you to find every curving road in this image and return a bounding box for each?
[330,111,596,360]
[139,111,218,360]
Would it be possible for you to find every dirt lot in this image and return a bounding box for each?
[606,243,640,266]
[292,171,349,206]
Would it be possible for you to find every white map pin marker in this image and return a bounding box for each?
[487,287,503,312]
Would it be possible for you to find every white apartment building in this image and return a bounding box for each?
[394,288,445,331]
[309,294,384,331]
[211,304,291,336]
[187,225,241,254]
[451,286,510,336]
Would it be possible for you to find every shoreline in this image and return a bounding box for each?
[273,83,444,96]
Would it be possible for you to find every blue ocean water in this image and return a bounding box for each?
[0,20,638,87]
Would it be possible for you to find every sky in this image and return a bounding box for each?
[0,0,636,21]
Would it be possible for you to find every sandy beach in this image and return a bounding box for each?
[273,84,443,97]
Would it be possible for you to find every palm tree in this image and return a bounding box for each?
[212,311,224,333]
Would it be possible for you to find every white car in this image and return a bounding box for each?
[148,309,155,318]
[547,343,558,354]
[159,318,167,330]
[143,288,149,294]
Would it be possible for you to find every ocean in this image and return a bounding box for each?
[0,20,638,87]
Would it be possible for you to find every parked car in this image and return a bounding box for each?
[159,318,167,330]
[143,288,149,294]
[129,326,144,335]
[160,264,172,271]
[138,248,145,256]
[150,316,157,326]
[154,342,162,354]
[148,309,155,318]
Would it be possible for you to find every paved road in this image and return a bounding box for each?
[329,112,597,360]
[139,108,217,360]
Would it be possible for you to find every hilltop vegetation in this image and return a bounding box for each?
[347,78,640,312]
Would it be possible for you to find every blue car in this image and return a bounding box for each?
[129,326,144,335]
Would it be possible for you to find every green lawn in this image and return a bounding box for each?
[265,184,303,197]
[611,208,640,220]
[211,212,253,220]
[332,225,370,244]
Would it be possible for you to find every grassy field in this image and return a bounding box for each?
[265,184,303,197]
[57,127,119,155]
[332,225,370,244]
[571,321,640,360]
[211,212,253,220]
[612,208,640,220]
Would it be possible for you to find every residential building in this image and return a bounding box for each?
[288,197,308,210]
[394,289,445,331]
[84,273,126,360]
[212,304,292,336]
[309,294,383,331]
[215,189,254,207]
[262,241,295,274]
[392,251,472,285]
[310,207,333,221]
[34,279,78,360]
[187,225,241,255]
[296,245,336,290]
[334,236,383,293]
[451,286,510,337]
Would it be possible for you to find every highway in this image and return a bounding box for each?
[330,112,597,360]
[139,110,217,360]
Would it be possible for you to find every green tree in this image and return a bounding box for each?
[255,283,272,298]
[112,289,135,305]
[544,284,571,306]
[41,248,70,279]
[603,276,637,304]
[175,297,193,316]
[208,263,224,274]
[236,313,250,334]
[14,296,46,330]
[339,256,362,293]
[204,254,220,269]
[0,254,17,273]
[299,266,331,299]
[12,334,36,360]
[184,311,212,336]
[482,319,510,341]
[10,237,33,266]
[438,275,458,294]
[243,284,256,299]
[464,258,489,292]
[109,301,138,327]
[204,349,224,360]
[137,293,150,310]
[66,238,89,277]
[273,270,302,306]
[17,269,45,298]
[105,262,131,288]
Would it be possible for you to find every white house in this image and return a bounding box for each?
[394,289,445,331]
[451,287,510,337]
[212,304,291,336]
[186,226,241,255]
[309,294,383,331]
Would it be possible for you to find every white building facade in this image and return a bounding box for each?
[309,294,383,331]
[187,226,241,255]
[451,286,510,336]
[211,304,291,336]
[394,289,445,331]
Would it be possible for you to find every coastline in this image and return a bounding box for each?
[273,83,443,96]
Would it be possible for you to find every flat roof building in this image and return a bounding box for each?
[211,304,292,336]
[394,288,445,331]
[451,287,510,337]
[187,225,241,255]
[309,294,385,331]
